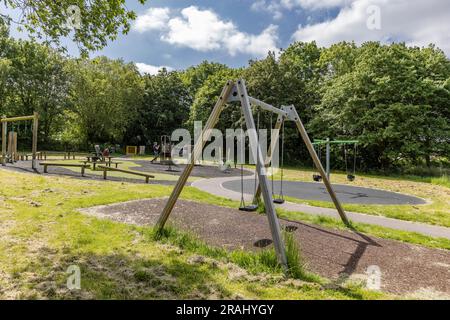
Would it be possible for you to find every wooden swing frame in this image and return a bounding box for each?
[1,112,39,169]
[156,80,349,269]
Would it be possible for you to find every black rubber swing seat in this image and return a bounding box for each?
[313,174,322,182]
[273,198,285,204]
[239,204,258,212]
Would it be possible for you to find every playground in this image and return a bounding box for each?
[0,80,449,300]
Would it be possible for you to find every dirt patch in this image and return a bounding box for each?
[81,198,450,296]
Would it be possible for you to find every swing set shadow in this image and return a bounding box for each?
[280,216,382,285]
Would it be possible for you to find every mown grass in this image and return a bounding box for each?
[0,169,387,300]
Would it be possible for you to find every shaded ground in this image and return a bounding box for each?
[129,160,250,178]
[82,198,450,296]
[222,179,426,205]
[1,160,248,185]
[0,161,179,186]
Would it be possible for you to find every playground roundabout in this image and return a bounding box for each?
[220,176,426,205]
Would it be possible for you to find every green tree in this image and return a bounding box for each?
[0,0,147,55]
[243,45,323,164]
[189,67,242,133]
[180,61,228,95]
[128,69,191,145]
[67,56,143,148]
[311,42,450,170]
[0,35,71,146]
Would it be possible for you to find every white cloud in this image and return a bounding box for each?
[162,6,235,51]
[135,63,173,75]
[292,0,450,55]
[133,8,171,32]
[134,6,279,57]
[225,24,279,57]
[280,0,354,10]
[251,1,284,20]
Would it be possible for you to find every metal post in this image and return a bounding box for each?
[156,81,235,230]
[32,112,38,170]
[287,106,350,225]
[326,138,330,179]
[237,79,288,269]
[253,114,283,203]
[1,116,6,166]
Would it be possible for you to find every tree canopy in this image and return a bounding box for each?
[0,23,448,172]
[0,0,147,55]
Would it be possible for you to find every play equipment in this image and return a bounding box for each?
[272,116,285,204]
[150,135,179,172]
[7,131,18,162]
[238,107,286,210]
[238,108,258,212]
[81,159,122,170]
[98,165,155,183]
[1,112,39,169]
[126,146,137,155]
[155,79,350,270]
[312,139,359,181]
[40,162,90,176]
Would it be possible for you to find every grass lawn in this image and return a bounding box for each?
[0,169,388,299]
[266,166,450,228]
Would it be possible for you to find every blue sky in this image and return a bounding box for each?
[94,0,340,71]
[5,0,450,74]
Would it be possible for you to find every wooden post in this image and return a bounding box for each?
[7,131,13,162]
[156,81,234,230]
[10,132,17,162]
[32,112,38,170]
[288,106,349,225]
[1,117,6,166]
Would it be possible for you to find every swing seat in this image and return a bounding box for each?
[347,174,355,182]
[313,174,322,182]
[273,198,285,204]
[239,204,258,212]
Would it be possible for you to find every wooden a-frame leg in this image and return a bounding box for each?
[288,106,350,226]
[156,81,235,231]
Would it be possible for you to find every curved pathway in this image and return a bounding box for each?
[222,179,425,205]
[192,176,450,240]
